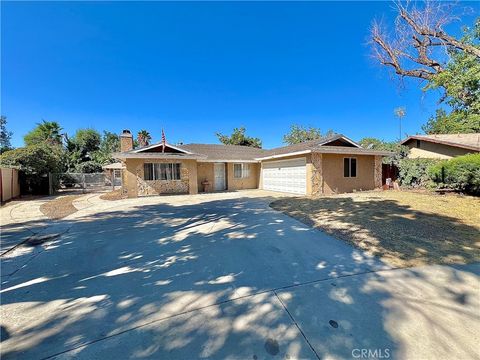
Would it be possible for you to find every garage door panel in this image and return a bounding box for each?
[262,158,306,194]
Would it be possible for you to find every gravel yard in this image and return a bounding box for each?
[39,195,83,219]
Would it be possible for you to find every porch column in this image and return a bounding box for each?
[310,153,323,196]
[374,155,382,189]
[187,160,198,194]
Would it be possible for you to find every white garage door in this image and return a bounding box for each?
[262,157,307,194]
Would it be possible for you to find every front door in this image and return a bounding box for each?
[214,163,226,191]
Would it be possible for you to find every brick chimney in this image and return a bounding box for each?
[120,129,134,152]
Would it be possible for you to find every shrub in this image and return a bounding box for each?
[398,158,439,188]
[0,144,64,194]
[428,153,480,195]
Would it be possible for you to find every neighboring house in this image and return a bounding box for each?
[115,130,391,197]
[401,134,480,159]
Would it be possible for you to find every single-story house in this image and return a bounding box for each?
[115,130,391,197]
[401,133,480,159]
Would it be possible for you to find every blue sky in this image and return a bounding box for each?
[1,1,475,148]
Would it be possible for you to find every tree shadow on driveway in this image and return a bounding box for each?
[1,195,479,359]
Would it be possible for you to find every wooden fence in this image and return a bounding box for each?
[0,167,20,203]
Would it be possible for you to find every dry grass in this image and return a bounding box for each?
[271,191,480,268]
[40,195,83,219]
[99,189,127,201]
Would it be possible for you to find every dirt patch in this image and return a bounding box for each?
[40,195,83,219]
[271,191,480,268]
[99,189,127,201]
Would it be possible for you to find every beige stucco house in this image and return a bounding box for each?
[115,130,391,197]
[401,134,480,159]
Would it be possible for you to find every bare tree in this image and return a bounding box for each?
[370,1,480,81]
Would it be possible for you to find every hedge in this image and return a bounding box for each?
[398,158,439,188]
[428,153,480,195]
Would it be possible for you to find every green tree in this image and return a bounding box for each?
[283,125,334,145]
[216,127,262,148]
[423,25,480,134]
[422,109,480,134]
[358,137,385,149]
[0,116,13,153]
[0,144,64,193]
[359,137,409,165]
[65,128,102,171]
[91,131,120,165]
[137,130,152,147]
[370,2,480,134]
[24,120,63,146]
[70,128,101,153]
[100,131,120,153]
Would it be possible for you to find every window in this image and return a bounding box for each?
[416,139,421,148]
[234,163,250,178]
[144,163,181,180]
[343,158,357,178]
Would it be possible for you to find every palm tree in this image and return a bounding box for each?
[137,130,152,147]
[24,120,63,146]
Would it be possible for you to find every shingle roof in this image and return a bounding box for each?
[115,133,391,161]
[259,134,359,158]
[180,143,267,161]
[401,134,480,151]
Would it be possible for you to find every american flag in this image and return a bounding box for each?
[161,129,166,152]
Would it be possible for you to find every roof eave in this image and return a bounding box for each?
[313,148,394,156]
[320,134,361,148]
[197,159,260,163]
[113,152,206,160]
[401,136,480,151]
[254,149,312,161]
[130,142,194,154]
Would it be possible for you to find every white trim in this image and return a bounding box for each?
[132,142,194,154]
[114,153,204,160]
[197,159,260,163]
[313,147,392,156]
[324,135,361,148]
[260,156,307,166]
[255,150,311,161]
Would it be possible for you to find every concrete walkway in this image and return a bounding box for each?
[1,191,479,359]
[0,197,51,256]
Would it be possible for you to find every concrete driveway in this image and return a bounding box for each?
[1,191,479,359]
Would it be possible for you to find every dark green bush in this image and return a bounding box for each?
[398,158,439,188]
[428,153,480,195]
[0,144,64,194]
